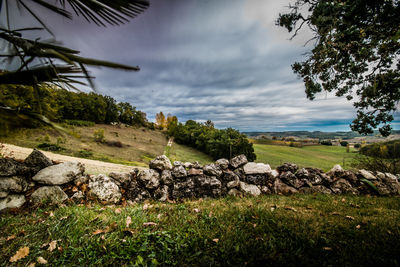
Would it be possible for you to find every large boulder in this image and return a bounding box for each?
[161,170,174,185]
[149,155,172,171]
[137,169,160,189]
[24,149,53,174]
[203,164,222,177]
[32,161,84,185]
[358,169,376,180]
[0,194,26,211]
[280,171,304,189]
[230,155,248,169]
[196,176,222,198]
[273,178,298,195]
[239,181,261,196]
[172,177,196,199]
[327,164,345,178]
[243,162,271,175]
[31,186,68,204]
[172,165,187,178]
[88,174,121,203]
[0,158,29,177]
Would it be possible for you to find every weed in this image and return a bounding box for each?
[93,129,105,143]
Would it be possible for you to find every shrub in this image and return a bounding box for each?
[64,120,95,127]
[93,129,105,143]
[340,141,349,147]
[321,140,332,146]
[37,142,64,151]
[74,150,93,158]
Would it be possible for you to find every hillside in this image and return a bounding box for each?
[0,124,212,167]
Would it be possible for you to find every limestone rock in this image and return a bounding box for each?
[0,191,8,198]
[31,186,68,204]
[188,168,203,176]
[173,161,184,167]
[196,175,222,189]
[327,164,345,178]
[109,172,131,188]
[0,194,26,211]
[74,175,89,186]
[228,188,243,197]
[359,169,376,180]
[227,179,240,189]
[270,170,279,179]
[273,179,298,195]
[154,185,169,202]
[192,161,202,169]
[203,164,222,177]
[277,163,298,174]
[243,162,271,175]
[0,176,30,194]
[331,179,359,195]
[230,155,248,169]
[149,155,172,171]
[24,149,53,174]
[279,171,304,189]
[215,158,229,170]
[183,162,193,169]
[259,185,272,194]
[161,170,174,185]
[88,174,121,203]
[0,158,29,176]
[138,169,160,189]
[239,181,261,196]
[172,178,196,199]
[172,165,187,178]
[32,161,84,185]
[299,185,332,194]
[71,191,84,202]
[245,174,268,185]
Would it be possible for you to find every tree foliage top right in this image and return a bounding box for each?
[277,0,400,136]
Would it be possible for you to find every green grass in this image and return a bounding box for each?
[254,144,358,171]
[1,195,399,266]
[167,142,213,165]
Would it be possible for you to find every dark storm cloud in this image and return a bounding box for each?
[7,0,399,131]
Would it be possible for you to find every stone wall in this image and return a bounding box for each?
[1,150,400,211]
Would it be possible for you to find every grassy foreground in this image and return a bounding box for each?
[1,195,399,266]
[254,144,358,171]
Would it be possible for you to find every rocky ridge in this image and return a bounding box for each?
[1,151,400,211]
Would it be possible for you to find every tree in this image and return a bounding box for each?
[155,111,166,129]
[0,0,149,124]
[277,0,400,136]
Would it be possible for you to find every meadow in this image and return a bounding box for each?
[1,195,399,266]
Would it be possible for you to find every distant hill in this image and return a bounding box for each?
[243,130,400,140]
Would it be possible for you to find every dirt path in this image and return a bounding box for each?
[1,143,147,174]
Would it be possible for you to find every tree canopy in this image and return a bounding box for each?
[277,0,400,136]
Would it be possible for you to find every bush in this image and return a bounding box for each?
[64,120,95,127]
[321,140,332,146]
[340,141,349,147]
[37,142,64,151]
[74,150,93,158]
[93,129,105,143]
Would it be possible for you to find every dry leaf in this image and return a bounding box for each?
[356,225,361,229]
[40,243,48,249]
[28,263,36,267]
[212,238,219,243]
[6,235,16,241]
[345,216,355,220]
[101,235,105,240]
[341,198,346,202]
[157,213,162,219]
[9,247,29,262]
[37,256,48,264]
[284,206,297,212]
[331,212,340,216]
[72,186,78,192]
[126,216,132,228]
[143,222,157,227]
[208,211,213,218]
[115,208,122,214]
[48,240,57,252]
[49,212,54,217]
[60,216,68,221]
[92,229,106,235]
[193,208,200,213]
[253,224,257,228]
[322,247,332,251]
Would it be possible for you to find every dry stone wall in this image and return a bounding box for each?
[1,151,400,211]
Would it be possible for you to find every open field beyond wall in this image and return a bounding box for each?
[1,194,399,266]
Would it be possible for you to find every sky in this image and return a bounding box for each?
[3,0,400,132]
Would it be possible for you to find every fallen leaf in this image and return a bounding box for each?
[115,208,122,214]
[270,207,275,212]
[143,222,157,227]
[9,247,29,262]
[331,212,340,216]
[143,204,149,210]
[322,247,332,251]
[28,263,36,267]
[345,216,355,220]
[72,186,78,192]
[209,211,213,218]
[60,216,68,221]
[126,216,132,228]
[356,225,361,229]
[212,238,219,243]
[101,235,105,240]
[253,224,257,228]
[40,243,48,249]
[49,212,54,217]
[48,240,57,252]
[157,213,162,219]
[193,208,200,213]
[284,206,297,212]
[37,256,48,264]
[341,198,346,203]
[93,229,106,235]
[6,235,16,241]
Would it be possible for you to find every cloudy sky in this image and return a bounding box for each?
[5,0,400,132]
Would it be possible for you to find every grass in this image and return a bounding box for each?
[1,195,399,266]
[0,125,211,167]
[167,142,213,165]
[254,144,358,171]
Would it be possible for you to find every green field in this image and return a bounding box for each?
[167,142,212,165]
[254,144,358,171]
[1,195,399,266]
